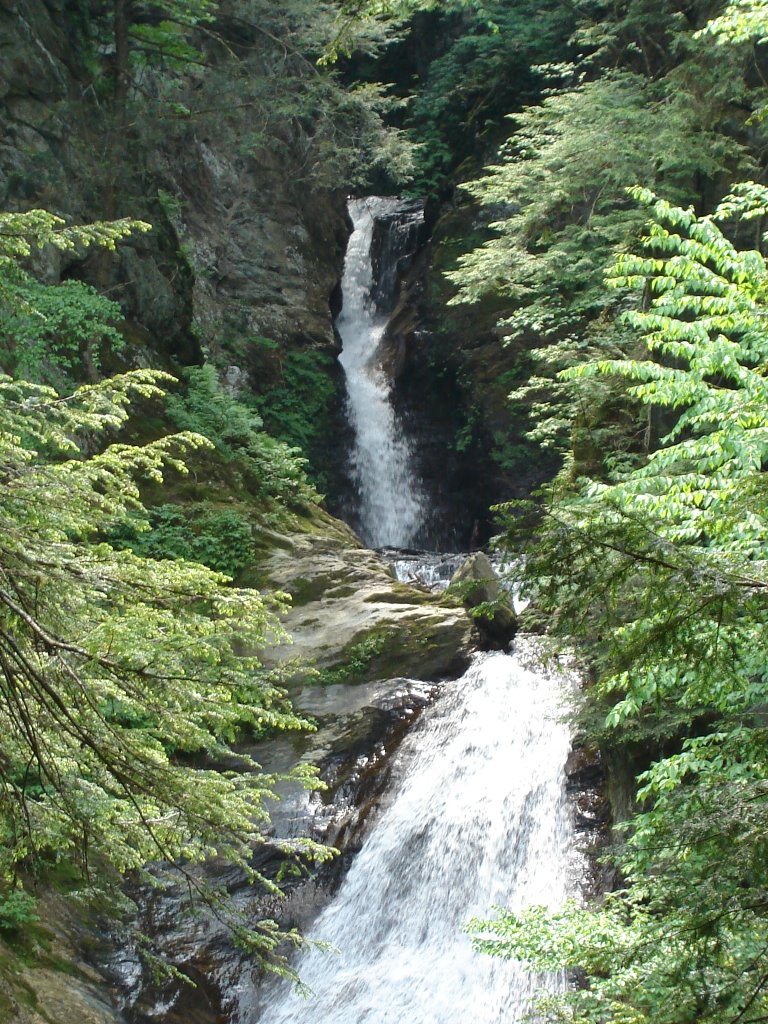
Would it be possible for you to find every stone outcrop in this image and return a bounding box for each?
[261,507,474,682]
[449,551,516,648]
[0,897,127,1024]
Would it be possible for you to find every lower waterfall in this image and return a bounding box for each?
[260,640,575,1024]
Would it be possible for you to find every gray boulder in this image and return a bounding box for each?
[449,552,517,648]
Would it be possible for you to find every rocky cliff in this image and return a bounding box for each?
[1,0,349,374]
[383,197,562,548]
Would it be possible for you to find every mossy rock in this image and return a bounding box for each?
[448,552,517,648]
[260,517,474,682]
[0,897,125,1024]
[315,613,471,685]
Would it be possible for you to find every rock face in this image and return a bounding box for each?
[153,144,349,365]
[261,507,474,682]
[384,198,562,546]
[0,0,349,371]
[0,0,354,497]
[0,898,127,1024]
[449,551,517,648]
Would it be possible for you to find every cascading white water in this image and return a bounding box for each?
[337,197,427,548]
[262,642,575,1024]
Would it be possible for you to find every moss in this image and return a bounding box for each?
[324,584,357,600]
[291,505,360,546]
[0,939,42,1014]
[362,581,441,605]
[316,629,395,685]
[286,575,337,607]
[313,610,471,686]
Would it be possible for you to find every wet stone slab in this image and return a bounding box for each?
[101,676,443,1024]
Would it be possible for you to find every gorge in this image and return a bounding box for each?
[2,1,768,1022]
[100,194,584,1024]
[244,202,582,1023]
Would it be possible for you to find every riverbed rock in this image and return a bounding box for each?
[0,896,127,1024]
[261,507,474,682]
[449,551,517,648]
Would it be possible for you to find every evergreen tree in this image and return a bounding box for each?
[0,209,327,971]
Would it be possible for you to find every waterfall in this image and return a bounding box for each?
[336,197,427,549]
[261,640,575,1024]
[101,200,580,1024]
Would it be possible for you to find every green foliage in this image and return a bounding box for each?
[452,407,481,455]
[126,0,217,69]
[449,66,750,328]
[165,363,264,451]
[112,504,255,578]
[0,368,331,967]
[482,186,768,1023]
[0,278,124,386]
[328,0,496,61]
[0,210,150,273]
[166,363,319,512]
[488,431,539,474]
[0,208,148,387]
[80,0,217,96]
[316,630,392,685]
[0,892,39,934]
[444,576,508,623]
[0,208,330,975]
[156,188,184,222]
[251,347,337,491]
[446,0,763,451]
[400,0,574,197]
[703,0,768,46]
[0,367,336,969]
[100,0,415,190]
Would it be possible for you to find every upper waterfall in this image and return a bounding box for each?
[336,197,427,549]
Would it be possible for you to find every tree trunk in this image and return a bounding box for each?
[114,0,131,113]
[98,0,132,284]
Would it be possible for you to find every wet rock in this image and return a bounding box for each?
[309,680,439,856]
[562,741,612,898]
[0,896,127,1024]
[261,507,474,682]
[565,745,605,791]
[568,791,613,906]
[574,791,611,831]
[449,552,517,648]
